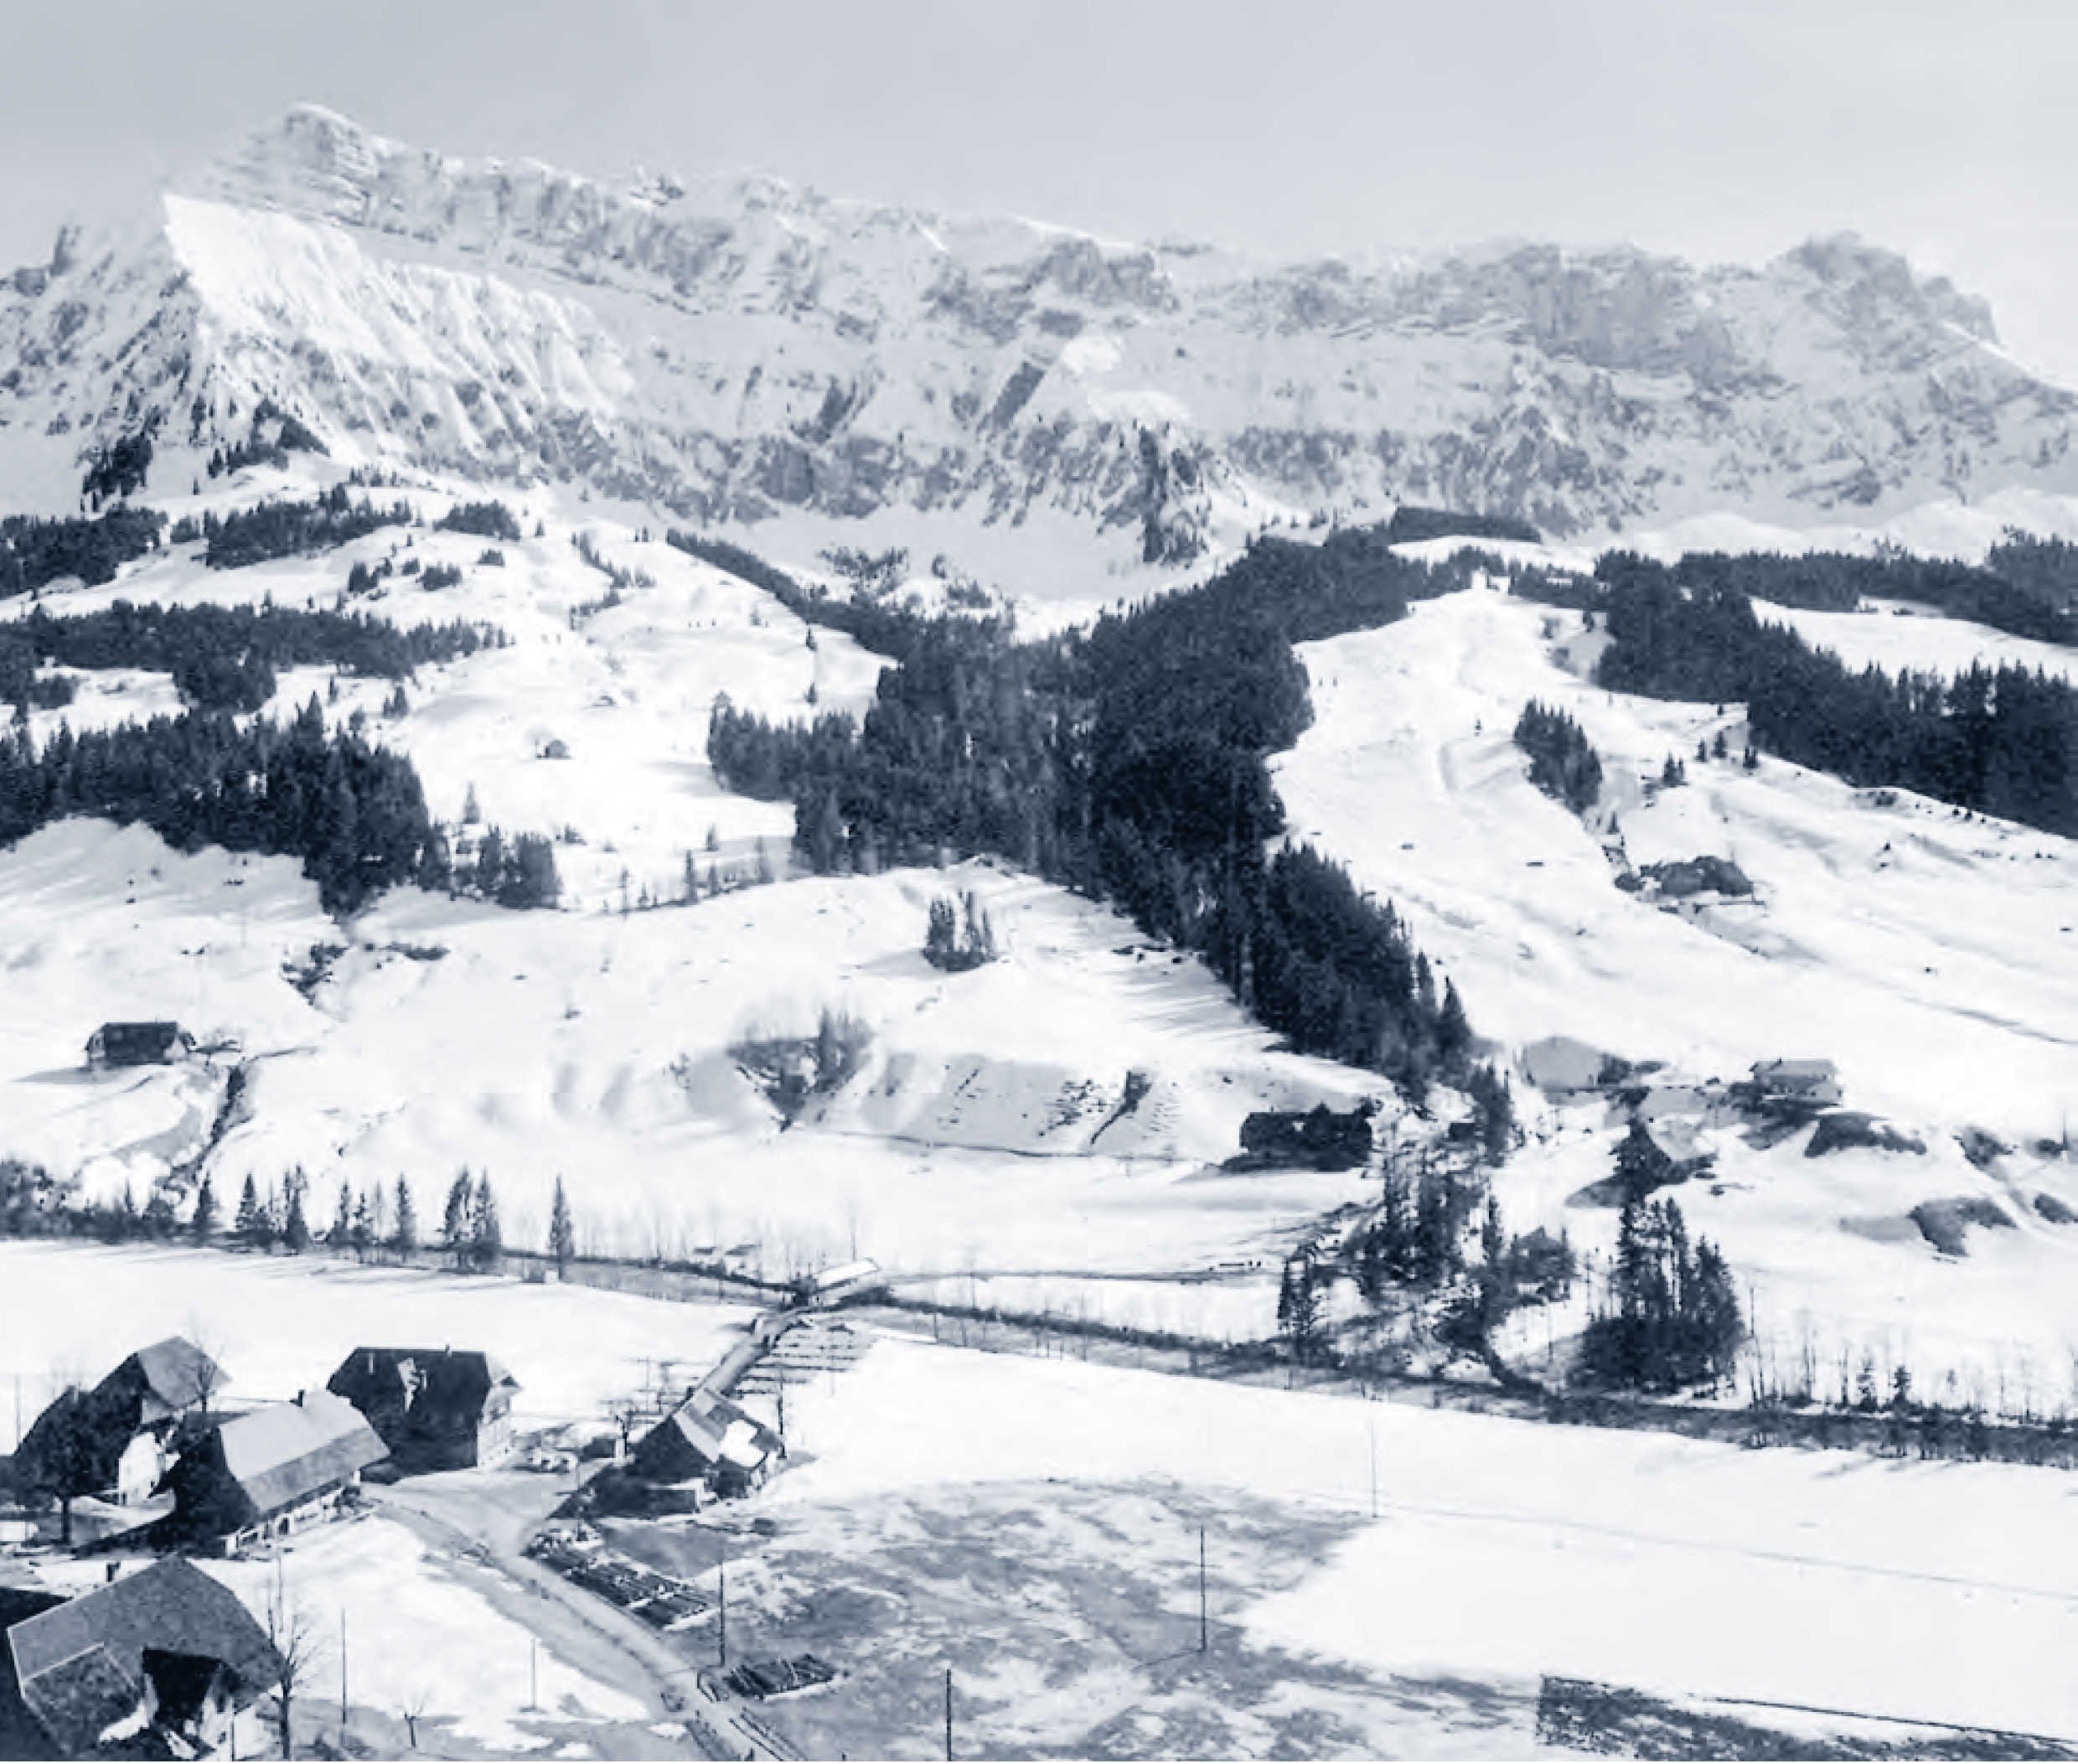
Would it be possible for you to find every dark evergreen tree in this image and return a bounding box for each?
[282,1171,311,1254]
[471,1175,503,1273]
[1277,1245,1323,1364]
[549,1177,576,1275]
[441,1172,473,1266]
[391,1177,418,1257]
[190,1172,219,1244]
[234,1176,266,1251]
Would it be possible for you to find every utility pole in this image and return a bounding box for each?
[1198,1527,1207,1653]
[1369,1413,1378,1519]
[339,1609,347,1730]
[717,1542,727,1668]
[943,1667,953,1761]
[528,1637,538,1712]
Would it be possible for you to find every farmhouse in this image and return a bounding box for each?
[325,1348,520,1472]
[14,1337,227,1513]
[159,1390,385,1555]
[0,1559,281,1758]
[1751,1058,1843,1110]
[83,1022,194,1069]
[631,1385,783,1499]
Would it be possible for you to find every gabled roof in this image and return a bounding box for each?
[108,1338,224,1425]
[199,1391,385,1522]
[5,1560,280,1756]
[638,1387,779,1475]
[327,1348,519,1420]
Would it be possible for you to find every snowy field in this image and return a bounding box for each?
[1755,596,2078,685]
[0,818,1380,1284]
[763,1331,2078,1745]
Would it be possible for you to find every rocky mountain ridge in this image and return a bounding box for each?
[3,104,2075,587]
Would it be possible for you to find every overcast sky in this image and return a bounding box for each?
[7,0,2075,380]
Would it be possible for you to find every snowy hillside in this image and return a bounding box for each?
[1275,582,2078,1394]
[8,105,2078,600]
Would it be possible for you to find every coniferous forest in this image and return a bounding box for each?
[0,506,168,595]
[1583,551,2078,835]
[0,696,442,913]
[704,526,1493,1093]
[0,601,502,714]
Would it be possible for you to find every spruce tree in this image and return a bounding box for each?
[333,1180,354,1248]
[282,1177,311,1254]
[392,1177,418,1257]
[549,1177,576,1275]
[442,1172,473,1266]
[349,1191,373,1260]
[472,1176,503,1273]
[191,1173,219,1245]
[234,1176,264,1250]
[1277,1246,1322,1365]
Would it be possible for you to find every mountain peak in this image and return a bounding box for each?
[1783,230,1998,344]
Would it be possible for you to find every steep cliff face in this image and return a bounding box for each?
[3,104,2074,579]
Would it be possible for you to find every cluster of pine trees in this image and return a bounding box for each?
[0,601,499,715]
[0,696,439,913]
[0,506,166,595]
[438,1169,504,1271]
[81,428,157,504]
[201,485,415,570]
[1578,1193,1743,1390]
[459,825,561,910]
[1638,535,2078,644]
[1513,700,1603,815]
[701,527,1490,1094]
[435,500,523,543]
[1591,553,2078,835]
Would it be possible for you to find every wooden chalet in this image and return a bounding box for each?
[325,1348,520,1473]
[159,1390,385,1555]
[83,1023,194,1070]
[0,1560,281,1758]
[631,1385,783,1499]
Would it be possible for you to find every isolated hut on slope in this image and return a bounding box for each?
[631,1385,783,1498]
[0,1559,280,1758]
[325,1348,520,1472]
[159,1390,385,1555]
[84,1022,194,1069]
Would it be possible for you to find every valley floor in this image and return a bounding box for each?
[6,1241,2078,1759]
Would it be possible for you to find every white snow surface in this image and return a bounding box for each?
[773,1333,2078,1741]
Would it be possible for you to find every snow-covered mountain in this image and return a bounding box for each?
[5,104,2077,594]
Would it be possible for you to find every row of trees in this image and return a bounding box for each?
[200,485,416,570]
[5,1160,594,1285]
[1592,552,2078,835]
[0,599,501,713]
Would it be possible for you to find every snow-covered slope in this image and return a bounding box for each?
[8,105,2078,598]
[1276,582,2078,1394]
